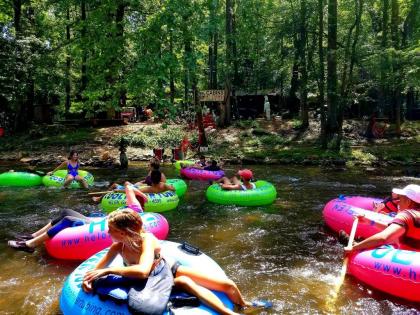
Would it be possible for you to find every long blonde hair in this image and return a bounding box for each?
[108,208,145,250]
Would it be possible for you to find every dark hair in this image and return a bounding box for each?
[150,170,162,184]
[68,150,78,159]
[200,155,206,160]
[211,160,217,166]
[150,157,160,170]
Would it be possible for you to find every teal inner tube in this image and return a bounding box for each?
[206,180,277,206]
[174,160,195,170]
[167,178,187,197]
[42,170,94,188]
[101,190,180,213]
[0,171,43,187]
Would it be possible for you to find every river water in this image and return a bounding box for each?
[0,163,419,314]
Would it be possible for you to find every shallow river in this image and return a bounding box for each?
[0,163,419,314]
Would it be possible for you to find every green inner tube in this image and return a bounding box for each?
[42,170,94,188]
[101,190,179,213]
[206,180,277,206]
[174,160,195,170]
[167,178,187,197]
[0,172,43,187]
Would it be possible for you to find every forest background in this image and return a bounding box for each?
[0,0,419,160]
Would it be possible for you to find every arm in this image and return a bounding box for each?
[82,242,120,292]
[356,214,390,230]
[345,224,406,253]
[87,235,155,281]
[161,173,167,183]
[48,161,67,175]
[164,184,175,191]
[221,184,242,190]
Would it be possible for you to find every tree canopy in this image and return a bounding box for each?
[0,0,419,147]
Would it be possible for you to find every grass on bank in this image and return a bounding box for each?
[0,120,418,166]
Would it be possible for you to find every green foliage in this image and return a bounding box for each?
[0,0,418,139]
[114,126,187,149]
[234,119,259,129]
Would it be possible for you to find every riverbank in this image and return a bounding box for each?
[0,118,419,173]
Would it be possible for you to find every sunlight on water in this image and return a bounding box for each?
[0,163,418,314]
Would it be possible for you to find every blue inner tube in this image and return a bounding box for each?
[60,241,234,315]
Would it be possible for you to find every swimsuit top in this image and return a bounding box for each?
[67,162,79,175]
[144,175,153,186]
[121,234,161,267]
[240,183,256,191]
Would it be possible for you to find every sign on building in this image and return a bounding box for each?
[199,90,225,102]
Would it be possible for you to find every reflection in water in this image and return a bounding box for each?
[0,163,418,314]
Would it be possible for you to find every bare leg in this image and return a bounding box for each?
[125,182,141,207]
[32,222,53,237]
[174,276,240,315]
[63,175,75,188]
[231,176,241,185]
[75,175,89,189]
[217,177,233,185]
[26,232,50,248]
[175,266,249,307]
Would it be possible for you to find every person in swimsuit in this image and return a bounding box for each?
[138,170,175,194]
[218,169,256,191]
[135,157,167,186]
[204,160,221,172]
[8,209,93,253]
[344,184,420,253]
[92,158,166,203]
[47,150,89,188]
[82,208,271,315]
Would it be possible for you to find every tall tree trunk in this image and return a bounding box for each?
[326,0,340,148]
[80,0,87,96]
[65,8,71,115]
[225,0,236,125]
[289,36,300,115]
[379,0,389,115]
[318,0,327,147]
[193,83,208,147]
[169,30,175,104]
[299,0,309,129]
[208,0,218,89]
[13,0,22,34]
[391,0,401,135]
[115,1,126,107]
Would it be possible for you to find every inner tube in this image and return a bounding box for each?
[45,213,169,260]
[323,196,393,240]
[348,245,420,302]
[101,191,179,213]
[181,167,225,181]
[0,171,43,187]
[174,160,195,169]
[167,178,188,197]
[42,170,94,188]
[60,241,234,315]
[115,179,187,198]
[206,180,277,206]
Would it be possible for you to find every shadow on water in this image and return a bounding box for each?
[0,162,419,314]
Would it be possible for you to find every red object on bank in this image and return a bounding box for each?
[0,128,4,137]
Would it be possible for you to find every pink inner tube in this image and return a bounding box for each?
[324,196,420,302]
[323,196,393,239]
[45,213,169,260]
[180,167,225,181]
[348,245,420,302]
